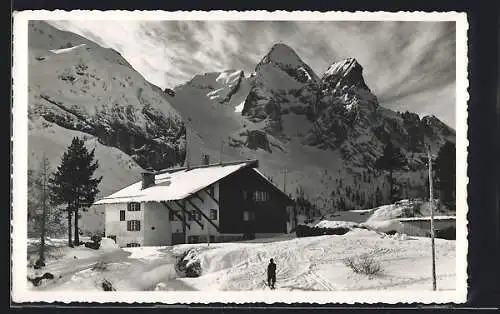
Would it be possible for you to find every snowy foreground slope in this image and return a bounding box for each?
[28,230,455,292]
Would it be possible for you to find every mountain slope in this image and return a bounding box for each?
[28,21,187,234]
[168,43,455,212]
[26,23,455,235]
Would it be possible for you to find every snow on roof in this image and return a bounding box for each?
[94,160,257,205]
[398,216,456,222]
[252,168,291,199]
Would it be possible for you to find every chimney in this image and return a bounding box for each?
[202,154,210,166]
[141,171,155,190]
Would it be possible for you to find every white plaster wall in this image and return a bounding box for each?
[185,183,220,237]
[143,202,172,246]
[400,219,455,237]
[104,203,144,247]
[104,183,222,246]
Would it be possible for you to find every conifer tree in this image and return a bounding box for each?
[435,141,456,209]
[375,187,383,206]
[375,141,407,203]
[50,137,102,246]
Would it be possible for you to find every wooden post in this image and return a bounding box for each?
[207,222,210,247]
[182,200,187,243]
[186,129,190,170]
[219,137,223,165]
[428,145,437,291]
[281,168,287,194]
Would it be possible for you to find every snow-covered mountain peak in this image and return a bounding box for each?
[322,57,370,93]
[256,43,319,84]
[183,70,247,104]
[216,69,245,85]
[324,58,360,76]
[261,43,303,66]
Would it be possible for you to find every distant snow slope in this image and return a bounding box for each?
[28,21,187,234]
[29,118,144,234]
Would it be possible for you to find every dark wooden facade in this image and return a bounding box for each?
[218,167,292,235]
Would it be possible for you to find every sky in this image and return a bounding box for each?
[49,20,456,127]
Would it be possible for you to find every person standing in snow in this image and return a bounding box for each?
[267,258,276,289]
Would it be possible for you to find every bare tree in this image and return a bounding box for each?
[29,154,52,266]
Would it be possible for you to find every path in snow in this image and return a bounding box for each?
[175,229,456,291]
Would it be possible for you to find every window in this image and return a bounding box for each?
[243,210,255,221]
[126,243,140,247]
[120,210,125,221]
[169,210,176,221]
[210,209,218,220]
[127,202,141,211]
[242,190,248,200]
[188,210,201,221]
[253,191,269,202]
[127,220,141,231]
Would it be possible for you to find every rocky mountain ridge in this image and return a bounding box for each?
[167,43,455,212]
[26,24,455,234]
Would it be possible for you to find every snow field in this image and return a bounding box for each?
[27,196,457,292]
[27,229,455,292]
[170,230,455,291]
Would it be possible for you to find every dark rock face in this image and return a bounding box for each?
[321,58,371,95]
[242,43,319,132]
[238,44,455,170]
[35,94,186,171]
[164,88,176,97]
[219,70,244,104]
[304,103,351,149]
[245,130,271,152]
